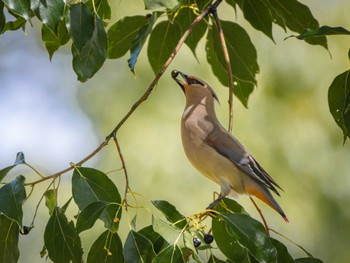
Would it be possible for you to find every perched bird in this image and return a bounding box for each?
[171,70,288,222]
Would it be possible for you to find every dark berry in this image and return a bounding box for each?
[20,226,31,235]
[193,238,201,248]
[204,234,214,244]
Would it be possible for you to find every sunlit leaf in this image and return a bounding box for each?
[42,21,70,59]
[295,258,324,263]
[31,0,64,34]
[0,214,20,263]
[328,70,350,143]
[128,12,161,74]
[138,225,167,254]
[235,0,274,40]
[152,200,187,229]
[44,189,56,216]
[72,167,121,232]
[152,216,182,245]
[107,15,148,59]
[123,230,156,263]
[266,0,327,48]
[286,25,350,40]
[271,238,294,263]
[215,197,248,214]
[144,0,179,10]
[207,254,226,263]
[147,20,181,74]
[152,245,185,263]
[87,230,124,263]
[86,0,111,25]
[44,207,83,263]
[2,0,30,20]
[0,175,26,227]
[173,3,207,57]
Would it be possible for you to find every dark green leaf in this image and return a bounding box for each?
[87,230,124,263]
[152,216,182,245]
[0,214,20,263]
[225,0,236,10]
[42,21,70,59]
[147,20,181,74]
[123,230,156,263]
[107,15,148,59]
[2,16,26,33]
[44,189,56,216]
[2,0,30,20]
[295,258,324,263]
[266,0,327,48]
[328,70,350,142]
[270,238,294,263]
[0,1,5,33]
[206,23,257,107]
[86,0,111,25]
[215,197,248,214]
[152,200,187,229]
[31,0,64,34]
[0,175,26,227]
[71,12,107,82]
[212,215,250,262]
[207,254,226,263]
[286,26,350,40]
[152,245,185,263]
[144,0,179,10]
[44,207,83,263]
[173,3,207,56]
[0,152,25,182]
[219,213,277,262]
[128,12,160,74]
[14,152,25,165]
[76,201,115,234]
[62,197,73,213]
[138,225,167,254]
[72,167,121,232]
[235,0,274,40]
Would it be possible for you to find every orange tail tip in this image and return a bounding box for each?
[246,186,288,222]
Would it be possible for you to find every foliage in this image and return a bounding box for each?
[1,0,349,262]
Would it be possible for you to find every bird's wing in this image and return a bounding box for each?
[203,122,283,195]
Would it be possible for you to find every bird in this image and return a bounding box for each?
[171,70,288,222]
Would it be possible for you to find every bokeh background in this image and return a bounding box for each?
[1,0,350,262]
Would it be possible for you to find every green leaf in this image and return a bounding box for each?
[152,245,185,263]
[152,200,187,229]
[173,3,207,57]
[86,0,111,25]
[207,254,226,263]
[286,25,350,40]
[44,189,56,216]
[76,201,117,234]
[0,152,25,182]
[215,197,248,214]
[70,4,107,82]
[295,258,324,263]
[266,0,327,48]
[31,0,65,34]
[206,23,257,107]
[128,12,160,74]
[87,230,124,263]
[0,1,5,33]
[152,216,182,245]
[212,215,250,262]
[0,175,26,227]
[42,21,70,59]
[107,15,148,59]
[138,225,167,254]
[2,16,26,33]
[270,238,294,263]
[72,167,121,232]
[123,230,156,263]
[235,0,274,40]
[147,20,181,74]
[144,0,179,10]
[44,207,83,263]
[2,0,30,20]
[0,214,20,263]
[328,70,350,143]
[218,213,277,262]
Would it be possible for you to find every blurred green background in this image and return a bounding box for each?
[1,0,350,262]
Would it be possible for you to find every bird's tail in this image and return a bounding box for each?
[246,185,289,222]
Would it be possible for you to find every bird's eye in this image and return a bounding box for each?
[188,78,203,86]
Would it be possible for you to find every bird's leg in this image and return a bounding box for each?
[206,193,226,210]
[249,196,270,236]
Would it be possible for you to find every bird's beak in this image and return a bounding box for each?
[171,70,187,93]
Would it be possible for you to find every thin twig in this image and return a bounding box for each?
[26,0,224,186]
[112,135,129,210]
[249,196,270,236]
[210,6,234,133]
